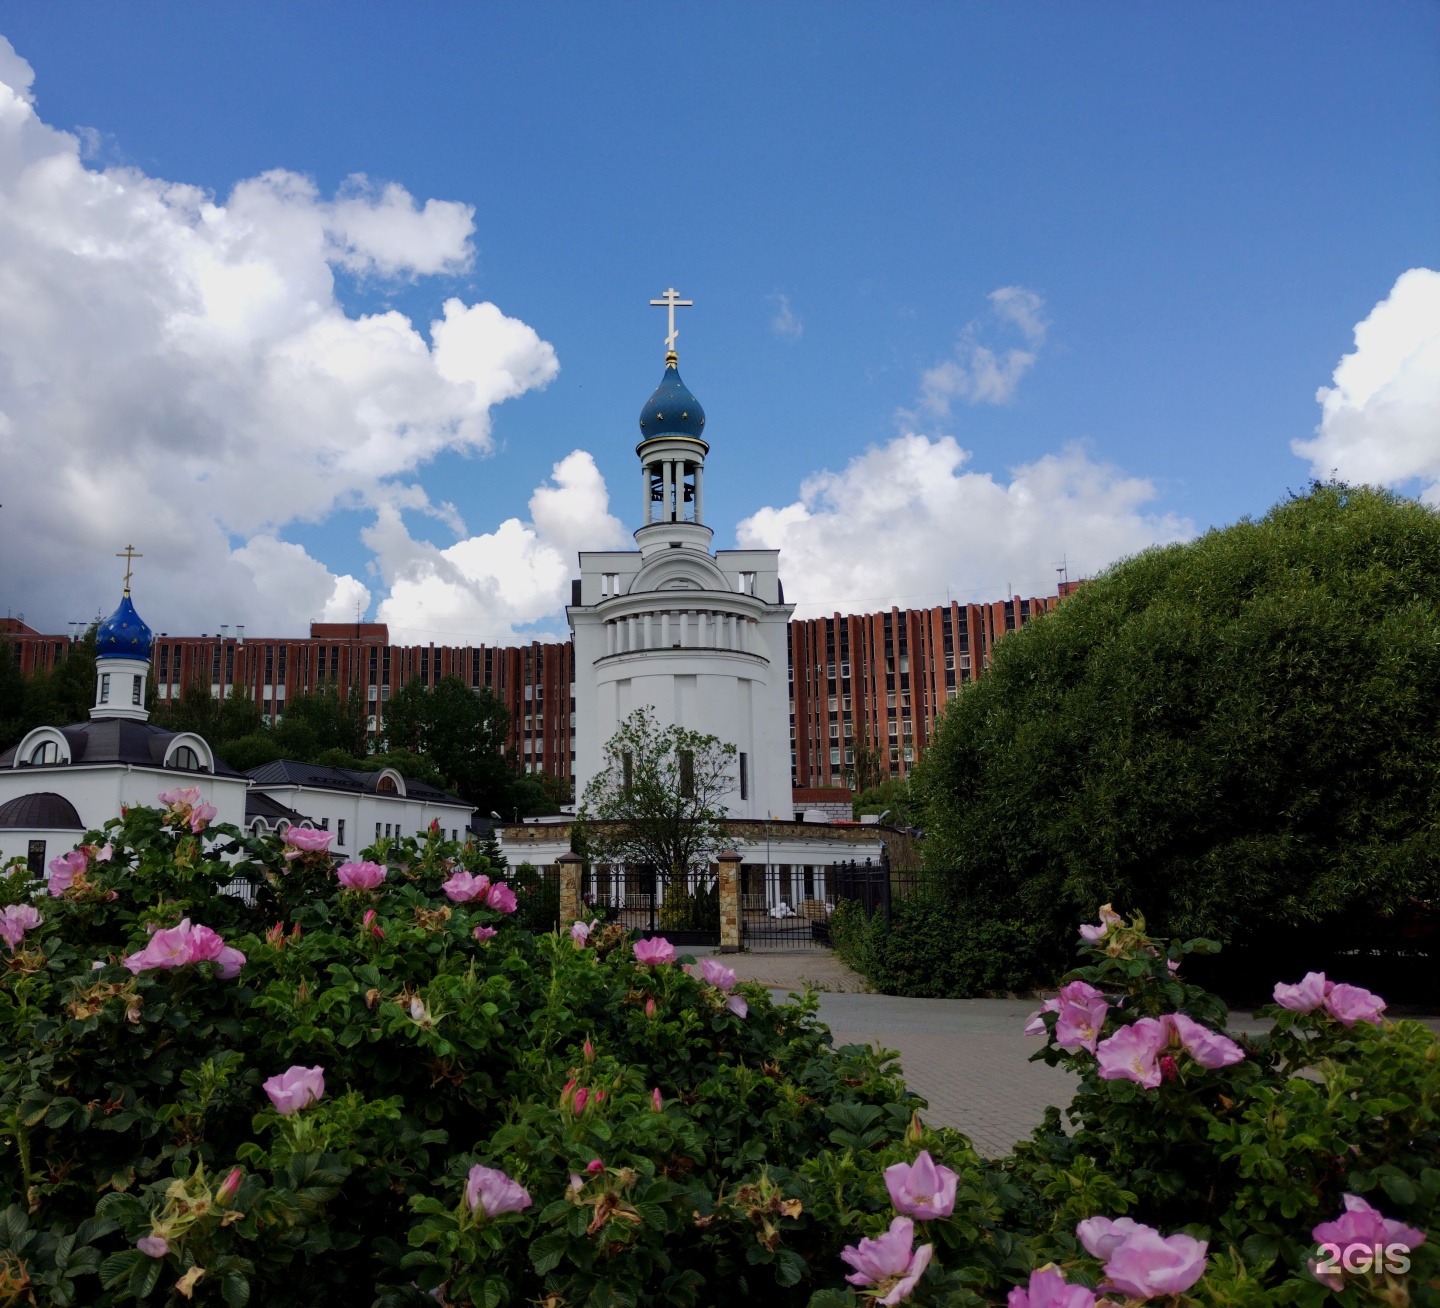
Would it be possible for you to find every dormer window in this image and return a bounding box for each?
[376,775,397,794]
[29,740,60,765]
[171,745,200,771]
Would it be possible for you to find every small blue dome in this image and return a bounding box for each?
[638,358,706,439]
[95,593,152,661]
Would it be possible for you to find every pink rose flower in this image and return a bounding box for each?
[1078,904,1123,943]
[1166,1013,1245,1069]
[1026,981,1106,1036]
[884,1150,959,1220]
[1024,998,1059,1036]
[1096,1018,1167,1088]
[841,1216,934,1306]
[158,786,202,808]
[337,861,387,890]
[1324,983,1386,1027]
[1274,971,1328,1012]
[282,826,333,860]
[1103,1227,1209,1297]
[185,923,246,979]
[47,849,86,896]
[634,936,677,965]
[1007,1267,1098,1308]
[441,870,490,902]
[1311,1194,1425,1288]
[136,1235,169,1258]
[262,1065,325,1115]
[484,881,518,913]
[1055,995,1110,1054]
[725,994,749,1018]
[570,918,596,946]
[189,802,217,834]
[473,925,497,943]
[464,1164,531,1218]
[1077,1216,1152,1261]
[123,919,198,973]
[0,903,42,952]
[699,957,738,990]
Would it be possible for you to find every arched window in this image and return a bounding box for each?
[170,745,200,771]
[29,740,60,765]
[376,775,398,794]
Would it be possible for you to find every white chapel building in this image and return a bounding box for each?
[568,296,795,819]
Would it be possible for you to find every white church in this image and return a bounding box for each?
[507,292,884,895]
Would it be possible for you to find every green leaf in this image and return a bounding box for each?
[222,1272,251,1307]
[774,1247,808,1287]
[529,1230,570,1276]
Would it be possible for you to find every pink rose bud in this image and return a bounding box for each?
[593,1089,605,1104]
[587,1158,604,1174]
[560,1077,577,1107]
[265,923,285,947]
[568,1173,584,1191]
[645,998,657,1018]
[136,1235,169,1258]
[651,1087,663,1112]
[1160,1055,1178,1082]
[215,1167,242,1205]
[573,1087,589,1114]
[583,1038,595,1063]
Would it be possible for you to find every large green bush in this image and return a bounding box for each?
[830,896,1041,998]
[916,484,1440,982]
[1,807,1435,1306]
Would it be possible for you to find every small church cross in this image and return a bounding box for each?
[649,287,693,356]
[116,544,143,595]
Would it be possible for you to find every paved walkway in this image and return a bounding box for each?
[698,948,1075,1156]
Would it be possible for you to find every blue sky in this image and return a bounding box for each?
[1,5,1437,638]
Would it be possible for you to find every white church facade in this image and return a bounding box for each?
[567,300,795,820]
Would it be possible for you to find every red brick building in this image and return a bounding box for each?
[4,586,1077,791]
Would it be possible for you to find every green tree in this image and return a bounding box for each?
[273,682,368,759]
[576,707,737,883]
[0,639,26,752]
[916,483,1440,964]
[382,675,512,810]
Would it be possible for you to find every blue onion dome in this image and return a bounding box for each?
[95,593,153,661]
[638,356,706,438]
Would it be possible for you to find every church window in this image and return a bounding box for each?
[132,675,142,705]
[739,752,749,801]
[99,673,110,704]
[27,840,45,874]
[170,745,200,771]
[29,740,60,765]
[337,819,346,848]
[376,822,382,840]
[739,571,757,595]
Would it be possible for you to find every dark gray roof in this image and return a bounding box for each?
[0,719,243,777]
[246,758,467,807]
[245,792,312,826]
[0,791,84,830]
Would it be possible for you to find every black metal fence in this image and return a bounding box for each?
[582,866,720,946]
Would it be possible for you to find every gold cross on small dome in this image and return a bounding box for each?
[116,544,143,595]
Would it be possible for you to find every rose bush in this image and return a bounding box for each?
[0,810,1434,1308]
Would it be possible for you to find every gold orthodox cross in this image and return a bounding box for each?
[116,544,143,594]
[649,287,693,356]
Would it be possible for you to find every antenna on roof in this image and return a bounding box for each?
[1056,553,1070,585]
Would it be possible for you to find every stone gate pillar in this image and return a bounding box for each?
[717,850,742,953]
[557,852,583,931]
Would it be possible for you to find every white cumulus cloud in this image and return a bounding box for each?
[1292,268,1440,502]
[921,286,1048,413]
[375,450,627,644]
[738,433,1191,617]
[0,35,559,636]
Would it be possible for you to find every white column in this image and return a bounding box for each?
[643,464,652,525]
[643,612,652,649]
[606,622,615,655]
[661,461,673,523]
[661,612,670,647]
[694,464,703,523]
